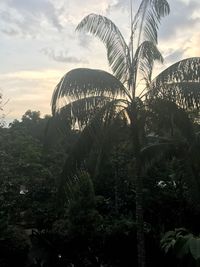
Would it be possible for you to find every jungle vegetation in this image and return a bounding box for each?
[0,0,200,266]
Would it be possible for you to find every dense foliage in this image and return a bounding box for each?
[0,107,199,267]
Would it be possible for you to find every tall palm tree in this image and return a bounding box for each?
[51,1,200,266]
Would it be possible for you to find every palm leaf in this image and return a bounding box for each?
[54,96,114,129]
[132,0,170,47]
[189,237,200,260]
[147,99,195,141]
[76,14,131,83]
[134,40,163,86]
[51,68,126,114]
[140,139,175,173]
[147,57,200,110]
[57,99,125,200]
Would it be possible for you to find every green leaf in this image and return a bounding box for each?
[174,236,190,259]
[134,40,163,85]
[189,237,200,260]
[51,68,126,114]
[147,57,200,110]
[76,14,131,83]
[132,0,170,46]
[54,96,112,129]
[57,99,125,200]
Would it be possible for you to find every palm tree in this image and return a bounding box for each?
[51,1,200,266]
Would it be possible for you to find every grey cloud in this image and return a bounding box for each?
[106,0,129,12]
[0,10,38,37]
[77,32,93,50]
[9,0,62,29]
[159,0,200,41]
[164,47,189,64]
[41,48,88,64]
[106,0,140,14]
[0,0,63,37]
[1,28,19,36]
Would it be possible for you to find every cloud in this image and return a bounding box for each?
[1,28,19,36]
[106,0,141,14]
[106,0,132,12]
[0,69,63,120]
[164,48,189,64]
[156,0,200,67]
[41,48,88,64]
[77,32,93,49]
[160,0,200,41]
[0,0,63,37]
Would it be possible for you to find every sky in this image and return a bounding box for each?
[0,0,200,122]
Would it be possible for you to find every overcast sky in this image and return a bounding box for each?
[0,0,200,121]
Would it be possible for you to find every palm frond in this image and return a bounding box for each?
[140,141,174,167]
[76,14,131,83]
[132,0,170,47]
[146,99,195,142]
[147,57,200,110]
[57,99,126,200]
[51,68,126,114]
[134,40,163,86]
[54,96,115,129]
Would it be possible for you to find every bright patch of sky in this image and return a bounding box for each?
[0,0,200,121]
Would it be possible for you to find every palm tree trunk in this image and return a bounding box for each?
[135,168,145,267]
[130,110,145,267]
